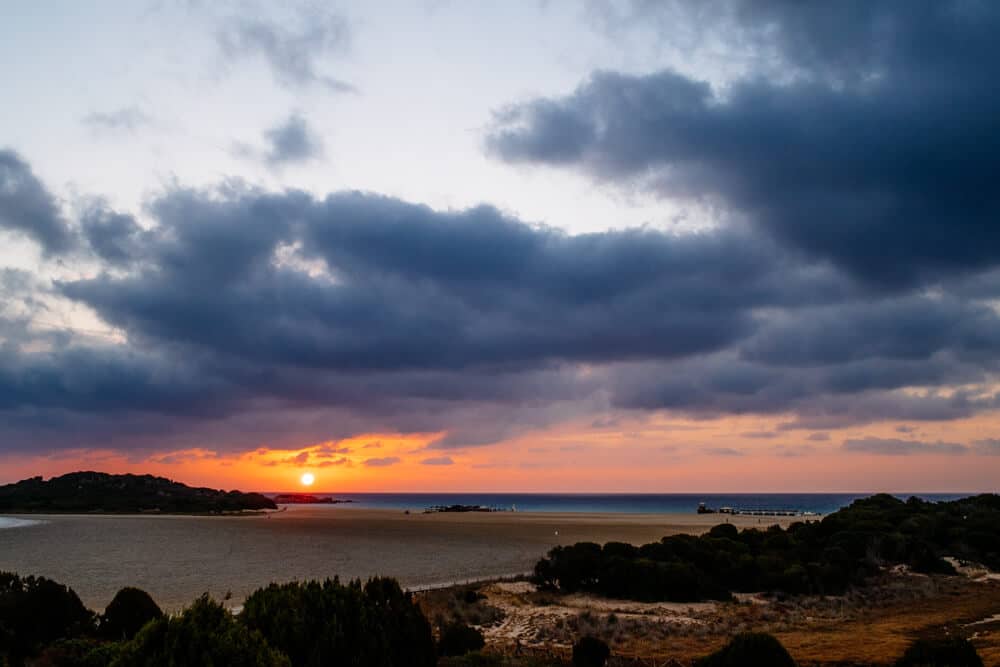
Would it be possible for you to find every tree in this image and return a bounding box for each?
[0,572,95,664]
[696,632,797,667]
[438,622,485,657]
[572,636,610,667]
[101,587,163,640]
[894,637,983,667]
[240,577,435,667]
[112,594,289,667]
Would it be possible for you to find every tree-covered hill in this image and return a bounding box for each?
[534,493,1000,602]
[0,471,277,513]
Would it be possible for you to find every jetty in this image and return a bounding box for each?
[697,502,818,517]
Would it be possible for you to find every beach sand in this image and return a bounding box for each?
[0,506,796,611]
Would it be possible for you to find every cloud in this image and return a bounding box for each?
[420,456,454,466]
[262,113,324,166]
[704,447,744,457]
[80,203,146,266]
[363,456,401,467]
[61,188,817,375]
[3,146,1000,457]
[0,149,75,255]
[487,1,1000,286]
[82,107,150,133]
[773,445,816,458]
[842,437,968,456]
[317,457,350,467]
[806,432,830,442]
[313,443,351,458]
[216,8,354,92]
[972,439,1000,456]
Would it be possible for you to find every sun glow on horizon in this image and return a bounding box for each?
[300,472,315,486]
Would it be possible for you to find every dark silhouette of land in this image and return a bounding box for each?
[272,493,353,505]
[0,471,276,514]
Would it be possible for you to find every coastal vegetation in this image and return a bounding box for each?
[0,570,993,666]
[0,472,277,514]
[99,587,163,641]
[571,636,609,667]
[241,578,436,667]
[533,494,1000,602]
[1,574,432,667]
[438,622,486,657]
[1,494,997,665]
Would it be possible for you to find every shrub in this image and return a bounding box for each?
[438,653,504,667]
[708,523,739,540]
[695,632,796,667]
[31,638,123,667]
[0,572,95,663]
[101,587,163,640]
[112,594,288,667]
[572,636,610,667]
[894,637,983,667]
[438,622,485,657]
[534,494,1000,603]
[240,577,435,667]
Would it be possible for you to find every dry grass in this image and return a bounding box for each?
[418,584,507,630]
[424,574,1000,666]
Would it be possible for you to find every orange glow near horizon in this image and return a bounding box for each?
[3,416,1000,493]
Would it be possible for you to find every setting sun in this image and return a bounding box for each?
[300,473,315,486]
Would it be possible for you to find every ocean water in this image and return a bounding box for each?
[0,517,45,530]
[0,493,974,611]
[266,492,969,515]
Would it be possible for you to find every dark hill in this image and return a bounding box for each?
[0,471,277,513]
[534,493,1000,602]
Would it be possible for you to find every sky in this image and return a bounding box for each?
[2,0,1000,492]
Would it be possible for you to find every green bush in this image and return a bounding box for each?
[438,622,485,657]
[894,637,983,667]
[112,594,289,667]
[101,587,163,640]
[534,494,1000,602]
[0,572,95,663]
[240,577,435,667]
[572,636,610,667]
[695,632,796,667]
[31,638,123,667]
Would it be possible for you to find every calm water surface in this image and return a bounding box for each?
[0,493,966,610]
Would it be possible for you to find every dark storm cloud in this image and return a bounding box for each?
[842,437,968,456]
[64,188,842,373]
[80,204,146,266]
[488,1,1000,286]
[262,113,324,166]
[741,296,1000,367]
[610,351,995,429]
[0,149,75,255]
[216,8,354,92]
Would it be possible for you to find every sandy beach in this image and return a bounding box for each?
[0,506,796,611]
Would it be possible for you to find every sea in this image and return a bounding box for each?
[261,492,969,515]
[0,492,973,612]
